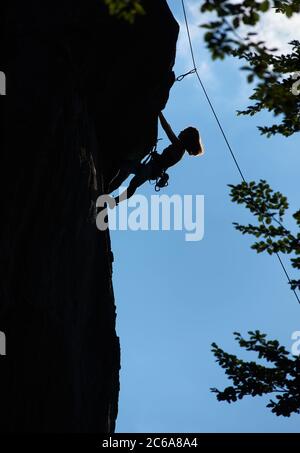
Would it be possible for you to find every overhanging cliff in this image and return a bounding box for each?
[0,0,179,433]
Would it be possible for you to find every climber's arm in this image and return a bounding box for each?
[158,112,186,170]
[159,112,181,146]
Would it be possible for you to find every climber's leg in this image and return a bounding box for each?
[108,168,131,194]
[114,163,153,204]
[108,160,141,193]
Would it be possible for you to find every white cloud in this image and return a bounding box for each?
[251,9,300,54]
[169,0,300,109]
[174,0,300,66]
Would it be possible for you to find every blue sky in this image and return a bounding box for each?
[112,0,300,432]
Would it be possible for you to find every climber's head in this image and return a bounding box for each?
[179,127,204,156]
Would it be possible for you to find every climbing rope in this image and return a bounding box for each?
[180,0,300,304]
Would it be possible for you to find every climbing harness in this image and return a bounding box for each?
[143,141,170,192]
[155,170,169,192]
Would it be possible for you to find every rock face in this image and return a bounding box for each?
[0,1,179,432]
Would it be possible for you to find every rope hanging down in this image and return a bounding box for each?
[180,0,300,304]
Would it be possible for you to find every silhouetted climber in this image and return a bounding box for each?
[109,112,204,204]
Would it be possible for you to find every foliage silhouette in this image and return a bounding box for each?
[201,0,300,136]
[102,0,144,23]
[201,1,300,416]
[211,331,300,416]
[211,181,300,416]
